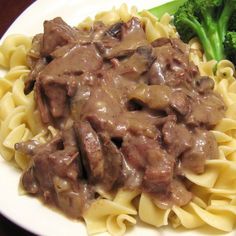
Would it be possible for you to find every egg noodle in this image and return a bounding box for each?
[0,4,235,235]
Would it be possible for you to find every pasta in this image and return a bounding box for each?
[79,3,178,41]
[83,189,140,235]
[0,34,31,69]
[0,4,236,236]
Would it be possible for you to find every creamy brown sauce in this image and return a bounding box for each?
[16,17,225,217]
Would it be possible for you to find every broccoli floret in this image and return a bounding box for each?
[173,0,236,62]
[224,32,236,65]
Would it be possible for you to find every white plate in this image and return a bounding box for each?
[0,0,235,235]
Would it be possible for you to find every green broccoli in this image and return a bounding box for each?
[173,0,236,62]
[148,0,187,19]
[224,32,236,64]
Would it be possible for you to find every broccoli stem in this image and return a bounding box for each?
[182,16,216,61]
[208,28,225,61]
[218,1,234,42]
[205,20,225,61]
[148,0,187,18]
[199,9,224,61]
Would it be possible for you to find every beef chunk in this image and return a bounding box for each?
[20,128,92,218]
[41,44,103,76]
[186,92,226,128]
[143,166,171,194]
[116,46,155,78]
[170,91,190,116]
[162,121,192,157]
[194,76,215,93]
[21,167,39,194]
[41,17,79,56]
[170,179,192,206]
[34,43,103,124]
[121,135,149,170]
[21,128,81,193]
[25,58,47,95]
[49,128,82,180]
[15,140,39,156]
[181,129,219,174]
[96,17,148,59]
[27,34,43,68]
[129,84,172,110]
[20,136,60,194]
[35,75,77,123]
[25,33,46,95]
[143,147,174,194]
[50,43,77,59]
[148,38,192,86]
[121,134,175,194]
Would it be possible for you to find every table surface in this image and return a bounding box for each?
[0,1,36,235]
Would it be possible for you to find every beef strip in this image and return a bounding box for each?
[74,120,104,182]
[98,133,123,190]
[151,37,171,47]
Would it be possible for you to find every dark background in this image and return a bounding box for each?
[0,0,33,37]
[0,1,36,235]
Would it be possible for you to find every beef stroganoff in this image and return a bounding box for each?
[0,3,236,236]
